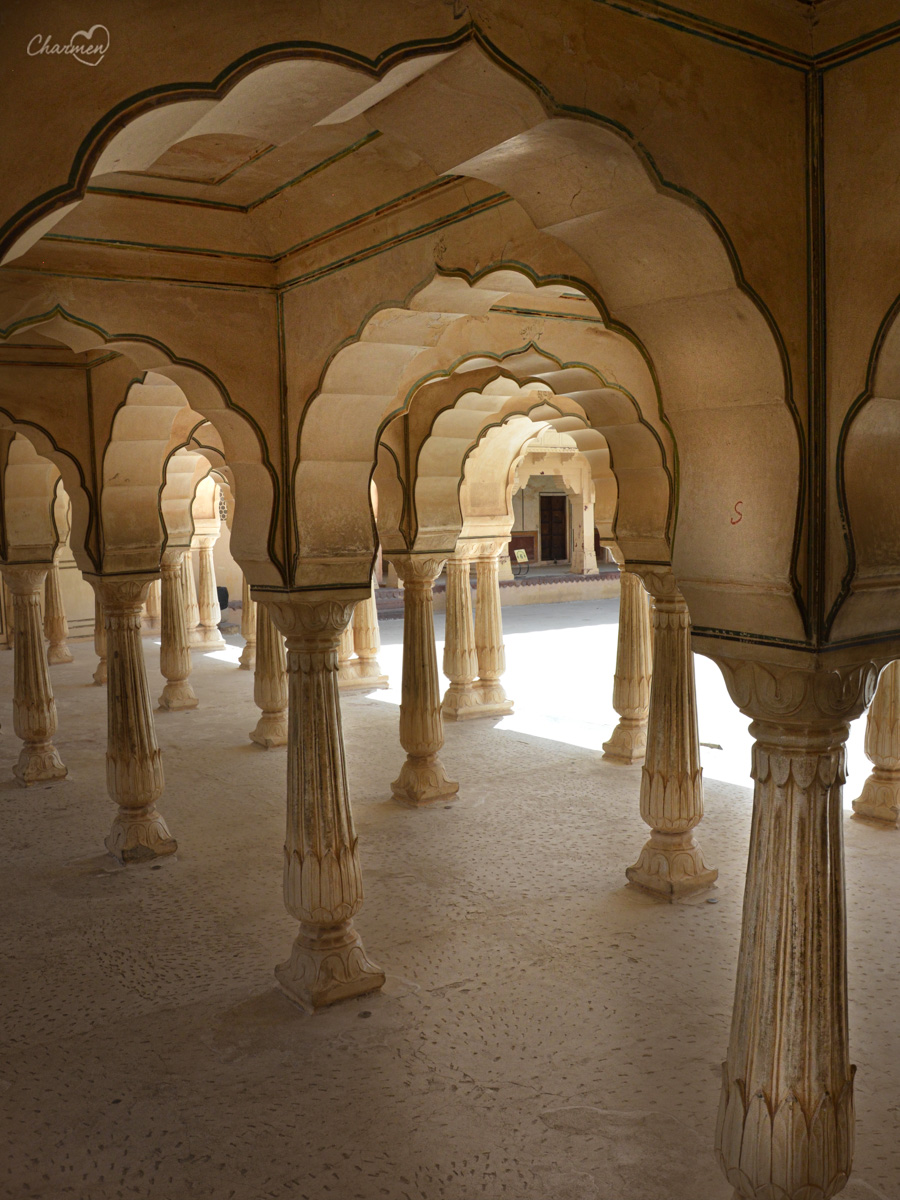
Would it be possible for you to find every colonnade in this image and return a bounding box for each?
[3,535,897,1199]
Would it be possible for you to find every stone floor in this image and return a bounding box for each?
[0,600,897,1200]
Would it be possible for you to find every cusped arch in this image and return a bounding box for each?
[0,310,278,584]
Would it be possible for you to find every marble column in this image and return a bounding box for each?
[43,557,73,665]
[602,570,652,764]
[144,578,161,633]
[263,592,385,1010]
[1,573,13,648]
[852,659,900,825]
[390,554,459,806]
[337,622,357,687]
[250,601,288,747]
[92,594,107,685]
[350,585,388,688]
[711,656,876,1200]
[158,551,198,711]
[238,575,256,670]
[473,540,514,717]
[182,550,201,646]
[2,564,67,785]
[93,576,176,863]
[193,536,225,650]
[441,545,480,720]
[626,571,716,898]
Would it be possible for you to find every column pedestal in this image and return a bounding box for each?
[158,552,198,711]
[390,555,458,806]
[602,570,652,764]
[93,576,175,863]
[43,558,73,665]
[852,659,900,825]
[264,592,384,1011]
[2,564,67,785]
[251,602,288,747]
[626,573,715,898]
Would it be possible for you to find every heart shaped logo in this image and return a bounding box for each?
[70,24,109,66]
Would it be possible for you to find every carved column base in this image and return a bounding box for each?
[93,659,107,686]
[474,679,514,716]
[276,921,386,1012]
[105,804,177,864]
[392,753,459,807]
[626,829,718,899]
[14,741,67,786]
[238,641,256,670]
[852,770,900,825]
[191,629,226,651]
[337,660,389,690]
[158,680,199,711]
[48,642,74,666]
[602,717,648,764]
[716,1062,854,1200]
[250,709,288,748]
[441,681,484,720]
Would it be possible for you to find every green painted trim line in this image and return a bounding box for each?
[276,291,291,587]
[589,0,808,69]
[690,626,823,651]
[488,305,605,325]
[278,193,513,292]
[84,130,382,214]
[0,28,473,258]
[42,176,462,265]
[6,267,271,294]
[805,68,825,643]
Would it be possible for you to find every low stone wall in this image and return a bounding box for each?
[376,569,620,618]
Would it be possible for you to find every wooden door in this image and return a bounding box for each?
[539,494,568,561]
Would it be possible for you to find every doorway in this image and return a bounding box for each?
[539,494,568,562]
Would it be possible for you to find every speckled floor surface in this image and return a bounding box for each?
[0,600,897,1200]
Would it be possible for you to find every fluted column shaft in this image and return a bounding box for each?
[719,726,853,1198]
[1,573,13,648]
[144,578,161,633]
[2,564,67,785]
[708,657,877,1200]
[93,595,107,684]
[262,593,384,1011]
[250,601,288,747]
[390,555,459,806]
[182,551,201,645]
[337,622,356,687]
[193,537,225,650]
[441,548,480,720]
[238,575,256,670]
[43,557,73,665]
[158,551,198,711]
[474,542,514,716]
[852,659,900,824]
[92,576,176,863]
[626,582,716,897]
[602,570,652,764]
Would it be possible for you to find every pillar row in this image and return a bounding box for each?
[441,545,480,720]
[239,575,256,670]
[473,539,514,718]
[193,536,225,651]
[92,594,107,685]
